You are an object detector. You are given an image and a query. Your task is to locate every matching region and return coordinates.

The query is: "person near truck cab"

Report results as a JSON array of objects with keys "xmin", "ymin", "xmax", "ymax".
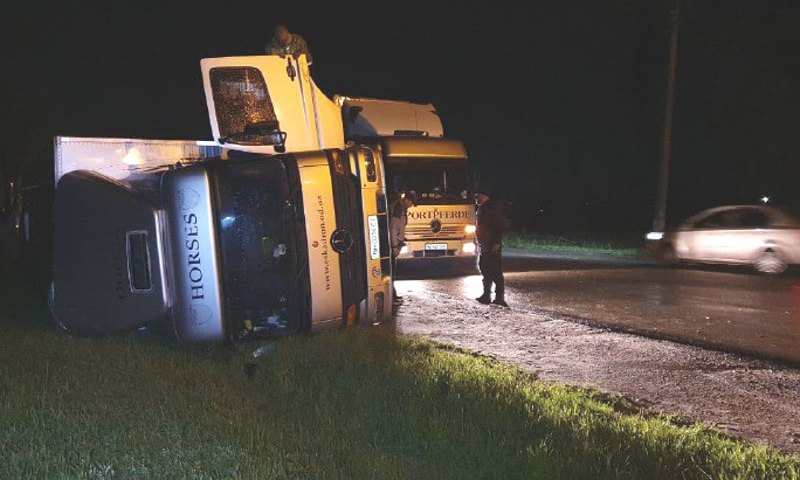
[
  {"xmin": 389, "ymin": 191, "xmax": 416, "ymax": 302},
  {"xmin": 265, "ymin": 24, "xmax": 313, "ymax": 65},
  {"xmin": 475, "ymin": 187, "xmax": 510, "ymax": 308}
]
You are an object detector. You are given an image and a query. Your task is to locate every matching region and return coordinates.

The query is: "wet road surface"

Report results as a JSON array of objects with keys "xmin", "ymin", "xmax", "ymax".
[
  {"xmin": 397, "ymin": 249, "xmax": 800, "ymax": 365},
  {"xmin": 393, "ymin": 249, "xmax": 800, "ymax": 453}
]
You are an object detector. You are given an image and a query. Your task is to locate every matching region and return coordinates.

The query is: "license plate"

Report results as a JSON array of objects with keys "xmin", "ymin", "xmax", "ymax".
[
  {"xmin": 368, "ymin": 215, "xmax": 380, "ymax": 260},
  {"xmin": 425, "ymin": 243, "xmax": 447, "ymax": 251}
]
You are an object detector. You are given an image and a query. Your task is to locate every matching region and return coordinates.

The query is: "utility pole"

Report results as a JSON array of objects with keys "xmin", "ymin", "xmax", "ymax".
[{"xmin": 653, "ymin": 0, "xmax": 681, "ymax": 232}]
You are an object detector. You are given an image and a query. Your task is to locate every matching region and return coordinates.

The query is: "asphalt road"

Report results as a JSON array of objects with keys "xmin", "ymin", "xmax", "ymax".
[{"xmin": 395, "ymin": 248, "xmax": 800, "ymax": 366}]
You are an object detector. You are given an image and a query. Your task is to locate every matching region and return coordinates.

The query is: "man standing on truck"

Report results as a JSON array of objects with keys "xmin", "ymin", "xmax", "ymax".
[
  {"xmin": 475, "ymin": 187, "xmax": 510, "ymax": 308},
  {"xmin": 389, "ymin": 190, "xmax": 416, "ymax": 303},
  {"xmin": 265, "ymin": 24, "xmax": 313, "ymax": 65}
]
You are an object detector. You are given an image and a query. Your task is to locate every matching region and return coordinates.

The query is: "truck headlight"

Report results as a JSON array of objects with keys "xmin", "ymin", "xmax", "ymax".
[
  {"xmin": 464, "ymin": 224, "xmax": 476, "ymax": 234},
  {"xmin": 646, "ymin": 231, "xmax": 664, "ymax": 241},
  {"xmin": 400, "ymin": 245, "xmax": 409, "ymax": 254},
  {"xmin": 462, "ymin": 242, "xmax": 476, "ymax": 253}
]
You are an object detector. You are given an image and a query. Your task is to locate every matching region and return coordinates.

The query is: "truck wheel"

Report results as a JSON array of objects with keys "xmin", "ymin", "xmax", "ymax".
[{"xmin": 754, "ymin": 250, "xmax": 787, "ymax": 275}]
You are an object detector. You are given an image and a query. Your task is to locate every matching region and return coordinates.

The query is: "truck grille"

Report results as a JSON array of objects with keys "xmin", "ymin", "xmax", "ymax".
[
  {"xmin": 406, "ymin": 224, "xmax": 463, "ymax": 238},
  {"xmin": 326, "ymin": 151, "xmax": 367, "ymax": 313}
]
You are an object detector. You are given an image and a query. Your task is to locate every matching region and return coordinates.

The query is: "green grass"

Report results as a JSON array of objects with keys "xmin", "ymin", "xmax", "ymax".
[
  {"xmin": 1, "ymin": 279, "xmax": 798, "ymax": 478},
  {"xmin": 505, "ymin": 231, "xmax": 645, "ymax": 258}
]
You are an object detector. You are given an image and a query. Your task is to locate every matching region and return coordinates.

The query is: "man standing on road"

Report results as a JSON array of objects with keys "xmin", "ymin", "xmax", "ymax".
[
  {"xmin": 389, "ymin": 191, "xmax": 416, "ymax": 304},
  {"xmin": 265, "ymin": 24, "xmax": 313, "ymax": 64},
  {"xmin": 475, "ymin": 188, "xmax": 509, "ymax": 308}
]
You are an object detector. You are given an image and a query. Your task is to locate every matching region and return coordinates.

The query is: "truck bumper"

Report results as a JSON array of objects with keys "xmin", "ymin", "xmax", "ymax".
[{"xmin": 397, "ymin": 238, "xmax": 477, "ymax": 260}]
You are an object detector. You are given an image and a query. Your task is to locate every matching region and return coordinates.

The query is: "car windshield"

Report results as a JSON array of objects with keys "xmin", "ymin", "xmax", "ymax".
[
  {"xmin": 385, "ymin": 157, "xmax": 473, "ymax": 205},
  {"xmin": 211, "ymin": 157, "xmax": 307, "ymax": 339}
]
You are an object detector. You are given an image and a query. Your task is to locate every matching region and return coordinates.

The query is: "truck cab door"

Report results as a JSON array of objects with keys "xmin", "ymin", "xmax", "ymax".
[{"xmin": 200, "ymin": 55, "xmax": 344, "ymax": 155}]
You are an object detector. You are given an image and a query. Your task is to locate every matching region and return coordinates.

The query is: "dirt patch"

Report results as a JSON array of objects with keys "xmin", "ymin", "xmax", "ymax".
[{"xmin": 395, "ymin": 285, "xmax": 800, "ymax": 454}]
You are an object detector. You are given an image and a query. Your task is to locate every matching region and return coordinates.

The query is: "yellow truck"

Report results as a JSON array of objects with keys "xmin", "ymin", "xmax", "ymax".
[{"xmin": 337, "ymin": 97, "xmax": 477, "ymax": 264}]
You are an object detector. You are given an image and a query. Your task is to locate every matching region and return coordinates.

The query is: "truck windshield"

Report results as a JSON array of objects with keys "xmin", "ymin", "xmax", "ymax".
[
  {"xmin": 209, "ymin": 67, "xmax": 283, "ymax": 146},
  {"xmin": 385, "ymin": 157, "xmax": 473, "ymax": 205},
  {"xmin": 211, "ymin": 157, "xmax": 309, "ymax": 339}
]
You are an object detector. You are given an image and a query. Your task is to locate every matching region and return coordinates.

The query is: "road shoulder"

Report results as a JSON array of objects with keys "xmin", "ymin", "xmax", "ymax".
[{"xmin": 395, "ymin": 286, "xmax": 800, "ymax": 454}]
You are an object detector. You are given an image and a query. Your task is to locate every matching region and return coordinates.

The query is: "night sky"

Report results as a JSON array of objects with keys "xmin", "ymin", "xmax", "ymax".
[{"xmin": 2, "ymin": 1, "xmax": 799, "ymax": 232}]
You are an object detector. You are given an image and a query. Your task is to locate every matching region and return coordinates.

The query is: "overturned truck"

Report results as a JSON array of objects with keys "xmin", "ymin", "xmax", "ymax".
[{"xmin": 50, "ymin": 56, "xmax": 393, "ymax": 342}]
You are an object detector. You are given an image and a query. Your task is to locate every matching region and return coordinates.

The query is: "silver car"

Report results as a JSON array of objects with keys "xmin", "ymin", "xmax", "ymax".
[{"xmin": 647, "ymin": 205, "xmax": 800, "ymax": 274}]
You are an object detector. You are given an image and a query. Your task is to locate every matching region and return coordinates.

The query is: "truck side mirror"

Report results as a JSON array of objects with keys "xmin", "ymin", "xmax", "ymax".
[{"xmin": 273, "ymin": 131, "xmax": 287, "ymax": 152}]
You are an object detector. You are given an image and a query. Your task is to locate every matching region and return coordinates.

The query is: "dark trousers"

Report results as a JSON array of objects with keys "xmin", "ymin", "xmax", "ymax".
[
  {"xmin": 478, "ymin": 249, "xmax": 504, "ymax": 298},
  {"xmin": 391, "ymin": 253, "xmax": 399, "ymax": 297}
]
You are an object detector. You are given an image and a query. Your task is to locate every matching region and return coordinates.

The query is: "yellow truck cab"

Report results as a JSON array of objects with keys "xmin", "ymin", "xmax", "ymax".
[{"xmin": 337, "ymin": 97, "xmax": 477, "ymax": 263}]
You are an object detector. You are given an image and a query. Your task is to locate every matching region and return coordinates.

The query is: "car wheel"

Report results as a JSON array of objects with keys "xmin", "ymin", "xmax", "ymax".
[{"xmin": 754, "ymin": 250, "xmax": 787, "ymax": 275}]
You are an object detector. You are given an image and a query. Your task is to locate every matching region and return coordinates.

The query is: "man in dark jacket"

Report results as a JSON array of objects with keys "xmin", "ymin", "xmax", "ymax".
[{"xmin": 475, "ymin": 188, "xmax": 509, "ymax": 307}]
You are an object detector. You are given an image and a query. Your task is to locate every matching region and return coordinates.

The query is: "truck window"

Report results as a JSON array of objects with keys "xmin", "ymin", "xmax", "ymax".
[
  {"xmin": 209, "ymin": 67, "xmax": 282, "ymax": 146},
  {"xmin": 210, "ymin": 157, "xmax": 309, "ymax": 338},
  {"xmin": 385, "ymin": 157, "xmax": 473, "ymax": 205}
]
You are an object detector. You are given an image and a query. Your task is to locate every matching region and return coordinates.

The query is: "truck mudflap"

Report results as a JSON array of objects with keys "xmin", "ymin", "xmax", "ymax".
[{"xmin": 51, "ymin": 171, "xmax": 168, "ymax": 336}]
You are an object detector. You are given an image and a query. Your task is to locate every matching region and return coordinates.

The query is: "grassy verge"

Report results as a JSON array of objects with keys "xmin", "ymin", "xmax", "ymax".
[
  {"xmin": 505, "ymin": 231, "xmax": 645, "ymax": 258},
  {"xmin": 1, "ymin": 280, "xmax": 798, "ymax": 478}
]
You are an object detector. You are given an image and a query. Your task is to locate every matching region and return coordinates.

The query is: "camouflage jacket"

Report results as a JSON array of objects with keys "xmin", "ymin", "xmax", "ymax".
[{"xmin": 264, "ymin": 33, "xmax": 313, "ymax": 64}]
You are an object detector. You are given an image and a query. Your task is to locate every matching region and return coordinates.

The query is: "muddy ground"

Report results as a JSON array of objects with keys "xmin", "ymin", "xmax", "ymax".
[{"xmin": 395, "ymin": 285, "xmax": 800, "ymax": 454}]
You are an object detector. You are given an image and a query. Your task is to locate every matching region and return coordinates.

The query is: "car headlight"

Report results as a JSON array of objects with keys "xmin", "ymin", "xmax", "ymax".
[{"xmin": 646, "ymin": 231, "xmax": 664, "ymax": 241}]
